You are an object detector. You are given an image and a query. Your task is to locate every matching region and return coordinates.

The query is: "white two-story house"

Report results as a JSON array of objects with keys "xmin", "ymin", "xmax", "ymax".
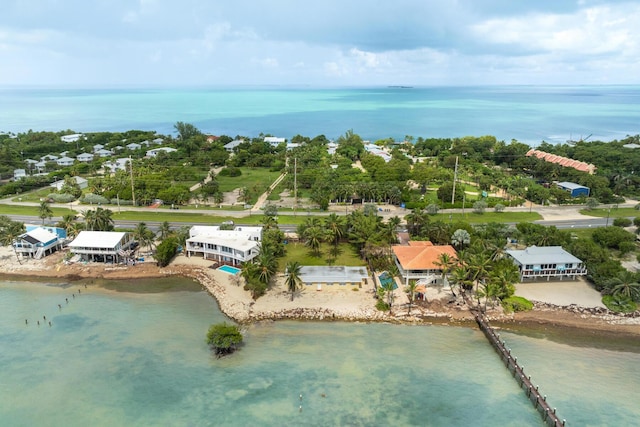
[{"xmin": 186, "ymin": 225, "xmax": 262, "ymax": 266}]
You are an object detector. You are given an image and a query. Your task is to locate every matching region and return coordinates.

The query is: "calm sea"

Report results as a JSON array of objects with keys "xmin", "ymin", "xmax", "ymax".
[
  {"xmin": 1, "ymin": 86, "xmax": 639, "ymax": 144},
  {"xmin": 1, "ymin": 279, "xmax": 639, "ymax": 426}
]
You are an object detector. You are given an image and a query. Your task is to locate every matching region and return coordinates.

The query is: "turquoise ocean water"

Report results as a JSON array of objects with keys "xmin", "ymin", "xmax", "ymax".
[
  {"xmin": 1, "ymin": 86, "xmax": 639, "ymax": 144},
  {"xmin": 1, "ymin": 279, "xmax": 639, "ymax": 426}
]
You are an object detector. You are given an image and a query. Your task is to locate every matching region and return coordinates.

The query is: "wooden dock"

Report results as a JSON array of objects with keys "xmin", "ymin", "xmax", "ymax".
[{"xmin": 465, "ymin": 296, "xmax": 566, "ymax": 426}]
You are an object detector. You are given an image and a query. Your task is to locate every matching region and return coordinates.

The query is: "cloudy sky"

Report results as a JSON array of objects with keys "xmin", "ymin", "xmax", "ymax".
[{"xmin": 1, "ymin": 0, "xmax": 638, "ymax": 87}]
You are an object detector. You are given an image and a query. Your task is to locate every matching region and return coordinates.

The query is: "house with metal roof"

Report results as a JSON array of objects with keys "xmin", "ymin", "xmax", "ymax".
[
  {"xmin": 77, "ymin": 153, "xmax": 94, "ymax": 162},
  {"xmin": 146, "ymin": 147, "xmax": 177, "ymax": 157},
  {"xmin": 50, "ymin": 176, "xmax": 88, "ymax": 191},
  {"xmin": 56, "ymin": 156, "xmax": 75, "ymax": 167},
  {"xmin": 297, "ymin": 266, "xmax": 369, "ymax": 291},
  {"xmin": 61, "ymin": 134, "xmax": 84, "ymax": 143},
  {"xmin": 14, "ymin": 227, "xmax": 63, "ymax": 259},
  {"xmin": 68, "ymin": 231, "xmax": 135, "ymax": 263},
  {"xmin": 185, "ymin": 225, "xmax": 262, "ymax": 266},
  {"xmin": 556, "ymin": 182, "xmax": 590, "ymax": 197},
  {"xmin": 13, "ymin": 169, "xmax": 26, "ymax": 180},
  {"xmin": 392, "ymin": 241, "xmax": 458, "ymax": 286},
  {"xmin": 505, "ymin": 246, "xmax": 587, "ymax": 281},
  {"xmin": 224, "ymin": 139, "xmax": 244, "ymax": 152}
]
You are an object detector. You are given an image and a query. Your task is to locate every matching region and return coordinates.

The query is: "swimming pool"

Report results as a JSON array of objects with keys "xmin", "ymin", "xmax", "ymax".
[{"xmin": 217, "ymin": 265, "xmax": 241, "ymax": 275}]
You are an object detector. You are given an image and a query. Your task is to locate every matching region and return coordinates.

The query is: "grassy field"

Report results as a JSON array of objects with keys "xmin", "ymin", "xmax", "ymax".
[
  {"xmin": 580, "ymin": 207, "xmax": 639, "ymax": 218},
  {"xmin": 0, "ymin": 204, "xmax": 75, "ymax": 217},
  {"xmin": 278, "ymin": 242, "xmax": 365, "ymax": 271},
  {"xmin": 431, "ymin": 211, "xmax": 542, "ymax": 224},
  {"xmin": 216, "ymin": 168, "xmax": 282, "ymax": 193}
]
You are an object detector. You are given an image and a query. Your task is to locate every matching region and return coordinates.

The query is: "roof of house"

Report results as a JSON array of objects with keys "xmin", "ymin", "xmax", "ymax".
[
  {"xmin": 298, "ymin": 266, "xmax": 368, "ymax": 284},
  {"xmin": 557, "ymin": 181, "xmax": 589, "ymax": 190},
  {"xmin": 187, "ymin": 235, "xmax": 259, "ymax": 251},
  {"xmin": 69, "ymin": 231, "xmax": 127, "ymax": 249},
  {"xmin": 505, "ymin": 246, "xmax": 583, "ymax": 265},
  {"xmin": 525, "ymin": 149, "xmax": 596, "ymax": 174},
  {"xmin": 623, "ymin": 143, "xmax": 640, "ymax": 149},
  {"xmin": 21, "ymin": 227, "xmax": 58, "ymax": 245},
  {"xmin": 392, "ymin": 244, "xmax": 457, "ymax": 270}
]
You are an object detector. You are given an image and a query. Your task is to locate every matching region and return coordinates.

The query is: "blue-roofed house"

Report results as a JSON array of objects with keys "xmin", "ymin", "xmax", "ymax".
[
  {"xmin": 14, "ymin": 227, "xmax": 63, "ymax": 259},
  {"xmin": 556, "ymin": 182, "xmax": 590, "ymax": 197}
]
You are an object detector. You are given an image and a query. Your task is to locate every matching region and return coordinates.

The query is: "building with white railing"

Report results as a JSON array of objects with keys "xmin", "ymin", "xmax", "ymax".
[
  {"xmin": 506, "ymin": 246, "xmax": 587, "ymax": 281},
  {"xmin": 392, "ymin": 241, "xmax": 458, "ymax": 286},
  {"xmin": 14, "ymin": 227, "xmax": 63, "ymax": 259},
  {"xmin": 186, "ymin": 225, "xmax": 262, "ymax": 266},
  {"xmin": 68, "ymin": 231, "xmax": 135, "ymax": 263}
]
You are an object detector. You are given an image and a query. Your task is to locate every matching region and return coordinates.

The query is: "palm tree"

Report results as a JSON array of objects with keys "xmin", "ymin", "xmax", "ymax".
[
  {"xmin": 451, "ymin": 229, "xmax": 471, "ymax": 249},
  {"xmin": 38, "ymin": 200, "xmax": 53, "ymax": 225},
  {"xmin": 324, "ymin": 213, "xmax": 344, "ymax": 248},
  {"xmin": 468, "ymin": 253, "xmax": 492, "ymax": 305},
  {"xmin": 405, "ymin": 280, "xmax": 418, "ymax": 314},
  {"xmin": 449, "ymin": 265, "xmax": 473, "ymax": 296},
  {"xmin": 284, "ymin": 261, "xmax": 303, "ymax": 301},
  {"xmin": 434, "ymin": 252, "xmax": 457, "ymax": 295},
  {"xmin": 158, "ymin": 221, "xmax": 172, "ymax": 240},
  {"xmin": 0, "ymin": 216, "xmax": 26, "ymax": 264},
  {"xmin": 255, "ymin": 247, "xmax": 277, "ymax": 285},
  {"xmin": 606, "ymin": 271, "xmax": 640, "ymax": 301},
  {"xmin": 57, "ymin": 213, "xmax": 78, "ymax": 236},
  {"xmin": 134, "ymin": 222, "xmax": 155, "ymax": 251},
  {"xmin": 384, "ymin": 216, "xmax": 401, "ymax": 245},
  {"xmin": 304, "ymin": 226, "xmax": 325, "ymax": 256}
]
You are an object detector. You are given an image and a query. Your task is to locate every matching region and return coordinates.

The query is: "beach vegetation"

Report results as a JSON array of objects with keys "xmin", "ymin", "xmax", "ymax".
[
  {"xmin": 612, "ymin": 217, "xmax": 632, "ymax": 227},
  {"xmin": 592, "ymin": 226, "xmax": 635, "ymax": 251},
  {"xmin": 155, "ymin": 236, "xmax": 179, "ymax": 267},
  {"xmin": 502, "ymin": 296, "xmax": 533, "ymax": 313},
  {"xmin": 602, "ymin": 295, "xmax": 637, "ymax": 313},
  {"xmin": 284, "ymin": 261, "xmax": 303, "ymax": 301},
  {"xmin": 206, "ymin": 322, "xmax": 243, "ymax": 357},
  {"xmin": 0, "ymin": 215, "xmax": 26, "ymax": 264},
  {"xmin": 82, "ymin": 207, "xmax": 114, "ymax": 231}
]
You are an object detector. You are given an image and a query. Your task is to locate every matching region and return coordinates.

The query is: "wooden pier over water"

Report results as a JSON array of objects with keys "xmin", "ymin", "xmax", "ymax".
[{"xmin": 465, "ymin": 297, "xmax": 566, "ymax": 426}]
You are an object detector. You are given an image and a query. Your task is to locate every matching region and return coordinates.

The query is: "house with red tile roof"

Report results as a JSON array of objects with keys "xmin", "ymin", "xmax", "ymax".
[
  {"xmin": 392, "ymin": 241, "xmax": 458, "ymax": 286},
  {"xmin": 525, "ymin": 149, "xmax": 596, "ymax": 174}
]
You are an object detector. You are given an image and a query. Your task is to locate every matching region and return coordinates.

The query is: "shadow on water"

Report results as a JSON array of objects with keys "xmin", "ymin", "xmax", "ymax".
[
  {"xmin": 494, "ymin": 321, "xmax": 640, "ymax": 354},
  {"xmin": 96, "ymin": 277, "xmax": 202, "ymax": 293}
]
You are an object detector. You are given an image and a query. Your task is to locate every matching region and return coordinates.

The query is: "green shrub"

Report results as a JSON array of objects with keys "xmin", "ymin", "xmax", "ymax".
[
  {"xmin": 602, "ymin": 295, "xmax": 637, "ymax": 313},
  {"xmin": 613, "ymin": 217, "xmax": 632, "ymax": 227},
  {"xmin": 501, "ymin": 296, "xmax": 533, "ymax": 313},
  {"xmin": 81, "ymin": 193, "xmax": 110, "ymax": 205},
  {"xmin": 618, "ymin": 241, "xmax": 636, "ymax": 255},
  {"xmin": 47, "ymin": 193, "xmax": 76, "ymax": 203},
  {"xmin": 206, "ymin": 322, "xmax": 243, "ymax": 356},
  {"xmin": 376, "ymin": 299, "xmax": 390, "ymax": 311},
  {"xmin": 155, "ymin": 237, "xmax": 179, "ymax": 267},
  {"xmin": 218, "ymin": 166, "xmax": 242, "ymax": 177}
]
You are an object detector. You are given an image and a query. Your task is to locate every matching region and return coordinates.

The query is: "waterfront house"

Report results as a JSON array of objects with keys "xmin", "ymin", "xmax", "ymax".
[
  {"xmin": 126, "ymin": 142, "xmax": 142, "ymax": 150},
  {"xmin": 93, "ymin": 144, "xmax": 105, "ymax": 152},
  {"xmin": 152, "ymin": 138, "xmax": 164, "ymax": 144},
  {"xmin": 392, "ymin": 241, "xmax": 458, "ymax": 286},
  {"xmin": 185, "ymin": 225, "xmax": 262, "ymax": 266},
  {"xmin": 77, "ymin": 153, "xmax": 94, "ymax": 162},
  {"xmin": 68, "ymin": 231, "xmax": 135, "ymax": 263},
  {"xmin": 146, "ymin": 147, "xmax": 177, "ymax": 157},
  {"xmin": 297, "ymin": 266, "xmax": 369, "ymax": 291},
  {"xmin": 14, "ymin": 227, "xmax": 63, "ymax": 259},
  {"xmin": 505, "ymin": 246, "xmax": 587, "ymax": 281}
]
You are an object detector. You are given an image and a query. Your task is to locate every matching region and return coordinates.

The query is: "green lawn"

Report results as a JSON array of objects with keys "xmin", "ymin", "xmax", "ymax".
[
  {"xmin": 580, "ymin": 207, "xmax": 639, "ymax": 218},
  {"xmin": 10, "ymin": 187, "xmax": 52, "ymax": 203},
  {"xmin": 278, "ymin": 242, "xmax": 365, "ymax": 271},
  {"xmin": 216, "ymin": 168, "xmax": 282, "ymax": 193},
  {"xmin": 0, "ymin": 204, "xmax": 75, "ymax": 217},
  {"xmin": 111, "ymin": 211, "xmax": 311, "ymax": 225},
  {"xmin": 431, "ymin": 211, "xmax": 542, "ymax": 224}
]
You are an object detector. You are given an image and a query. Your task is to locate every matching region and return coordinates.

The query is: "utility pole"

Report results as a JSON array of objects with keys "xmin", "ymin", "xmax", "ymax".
[
  {"xmin": 129, "ymin": 156, "xmax": 136, "ymax": 207},
  {"xmin": 451, "ymin": 155, "xmax": 459, "ymax": 205},
  {"xmin": 294, "ymin": 157, "xmax": 297, "ymax": 216}
]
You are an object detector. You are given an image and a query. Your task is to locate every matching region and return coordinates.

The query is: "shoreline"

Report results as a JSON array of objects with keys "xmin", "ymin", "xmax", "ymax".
[{"xmin": 1, "ymin": 249, "xmax": 639, "ymax": 339}]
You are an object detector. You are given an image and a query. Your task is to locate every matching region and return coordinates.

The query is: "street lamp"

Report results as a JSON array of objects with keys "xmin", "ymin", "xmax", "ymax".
[{"xmin": 606, "ymin": 207, "xmax": 611, "ymax": 227}]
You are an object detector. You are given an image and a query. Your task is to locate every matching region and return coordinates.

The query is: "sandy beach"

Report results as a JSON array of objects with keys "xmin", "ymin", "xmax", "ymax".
[{"xmin": 1, "ymin": 246, "xmax": 639, "ymax": 336}]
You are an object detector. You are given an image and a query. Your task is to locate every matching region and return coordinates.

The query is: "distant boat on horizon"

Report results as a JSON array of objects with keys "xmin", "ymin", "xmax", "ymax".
[{"xmin": 388, "ymin": 85, "xmax": 414, "ymax": 89}]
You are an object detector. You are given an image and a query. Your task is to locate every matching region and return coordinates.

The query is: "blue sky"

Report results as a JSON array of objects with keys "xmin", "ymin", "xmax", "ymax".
[{"xmin": 1, "ymin": 0, "xmax": 638, "ymax": 86}]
